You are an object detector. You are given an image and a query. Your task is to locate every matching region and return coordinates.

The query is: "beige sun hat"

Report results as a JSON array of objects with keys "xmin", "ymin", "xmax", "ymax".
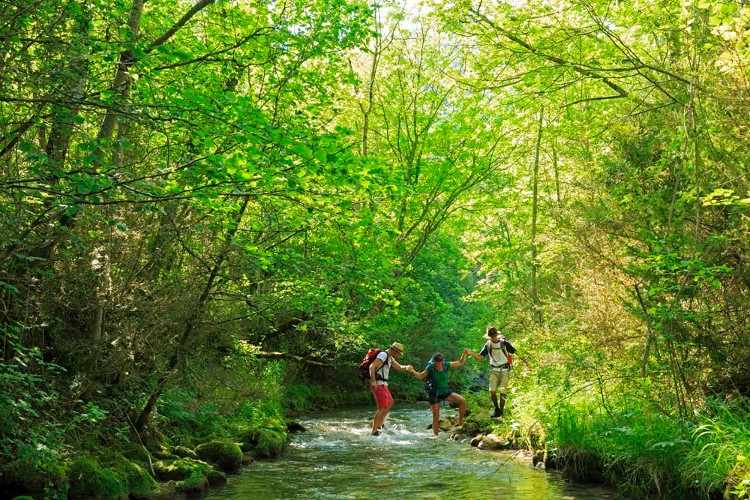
[{"xmin": 390, "ymin": 342, "xmax": 404, "ymax": 353}]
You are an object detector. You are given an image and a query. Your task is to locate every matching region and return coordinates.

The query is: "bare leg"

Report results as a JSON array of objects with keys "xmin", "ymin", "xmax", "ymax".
[
  {"xmin": 446, "ymin": 393, "xmax": 466, "ymax": 426},
  {"xmin": 490, "ymin": 390, "xmax": 499, "ymax": 411},
  {"xmin": 498, "ymin": 393, "xmax": 507, "ymax": 415},
  {"xmin": 372, "ymin": 404, "xmax": 392, "ymax": 434},
  {"xmin": 430, "ymin": 403, "xmax": 440, "ymax": 435}
]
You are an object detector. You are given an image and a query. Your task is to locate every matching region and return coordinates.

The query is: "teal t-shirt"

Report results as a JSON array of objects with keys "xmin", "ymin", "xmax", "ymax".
[{"xmin": 427, "ymin": 361, "xmax": 452, "ymax": 395}]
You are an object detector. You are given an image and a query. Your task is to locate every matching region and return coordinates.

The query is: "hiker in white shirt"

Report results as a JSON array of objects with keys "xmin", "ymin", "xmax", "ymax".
[{"xmin": 469, "ymin": 326, "xmax": 530, "ymax": 417}]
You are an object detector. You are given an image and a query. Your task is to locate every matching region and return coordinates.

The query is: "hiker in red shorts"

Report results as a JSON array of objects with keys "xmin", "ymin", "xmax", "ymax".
[{"xmin": 369, "ymin": 342, "xmax": 412, "ymax": 436}]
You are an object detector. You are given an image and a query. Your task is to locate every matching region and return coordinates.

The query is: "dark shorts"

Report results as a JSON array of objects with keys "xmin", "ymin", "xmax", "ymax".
[{"xmin": 428, "ymin": 391, "xmax": 453, "ymax": 406}]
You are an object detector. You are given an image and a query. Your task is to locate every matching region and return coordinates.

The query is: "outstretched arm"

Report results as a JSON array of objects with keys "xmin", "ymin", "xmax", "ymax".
[
  {"xmin": 450, "ymin": 349, "xmax": 470, "ymax": 368},
  {"xmin": 469, "ymin": 350, "xmax": 484, "ymax": 361},
  {"xmin": 406, "ymin": 366, "xmax": 428, "ymax": 380},
  {"xmin": 391, "ymin": 359, "xmax": 412, "ymax": 373}
]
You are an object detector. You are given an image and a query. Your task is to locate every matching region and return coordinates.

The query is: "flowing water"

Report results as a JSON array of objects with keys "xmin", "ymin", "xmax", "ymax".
[{"xmin": 206, "ymin": 404, "xmax": 615, "ymax": 499}]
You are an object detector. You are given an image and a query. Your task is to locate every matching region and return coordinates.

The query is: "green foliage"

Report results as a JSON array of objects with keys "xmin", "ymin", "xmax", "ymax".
[
  {"xmin": 0, "ymin": 340, "xmax": 66, "ymax": 463},
  {"xmin": 155, "ymin": 389, "xmax": 231, "ymax": 446},
  {"xmin": 539, "ymin": 398, "xmax": 685, "ymax": 495},
  {"xmin": 285, "ymin": 383, "xmax": 344, "ymax": 412}
]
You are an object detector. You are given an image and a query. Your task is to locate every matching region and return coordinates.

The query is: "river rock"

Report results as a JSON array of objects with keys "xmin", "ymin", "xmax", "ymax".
[
  {"xmin": 205, "ymin": 469, "xmax": 228, "ymax": 487},
  {"xmin": 477, "ymin": 433, "xmax": 510, "ymax": 450},
  {"xmin": 425, "ymin": 418, "xmax": 454, "ymax": 431},
  {"xmin": 452, "ymin": 421, "xmax": 481, "ymax": 439},
  {"xmin": 153, "ymin": 458, "xmax": 212, "ymax": 481},
  {"xmin": 286, "ymin": 421, "xmax": 307, "ymax": 433},
  {"xmin": 194, "ymin": 441, "xmax": 243, "ymax": 473},
  {"xmin": 439, "ymin": 419, "xmax": 453, "ymax": 431}
]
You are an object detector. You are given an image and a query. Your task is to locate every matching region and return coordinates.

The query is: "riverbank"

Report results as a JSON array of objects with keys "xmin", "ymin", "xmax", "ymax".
[
  {"xmin": 0, "ymin": 396, "xmax": 291, "ymax": 499},
  {"xmin": 452, "ymin": 390, "xmax": 750, "ymax": 500}
]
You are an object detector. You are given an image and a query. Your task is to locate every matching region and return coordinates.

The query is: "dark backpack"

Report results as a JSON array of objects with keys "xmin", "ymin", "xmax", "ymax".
[
  {"xmin": 424, "ymin": 361, "xmax": 436, "ymax": 394},
  {"xmin": 358, "ymin": 348, "xmax": 388, "ymax": 380}
]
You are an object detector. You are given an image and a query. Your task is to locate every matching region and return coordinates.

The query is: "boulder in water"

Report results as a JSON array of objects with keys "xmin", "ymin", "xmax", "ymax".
[
  {"xmin": 477, "ymin": 433, "xmax": 510, "ymax": 450},
  {"xmin": 286, "ymin": 421, "xmax": 307, "ymax": 433},
  {"xmin": 194, "ymin": 441, "xmax": 243, "ymax": 473}
]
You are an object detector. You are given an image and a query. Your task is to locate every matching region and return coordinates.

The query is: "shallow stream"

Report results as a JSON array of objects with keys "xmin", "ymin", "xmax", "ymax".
[{"xmin": 206, "ymin": 404, "xmax": 615, "ymax": 499}]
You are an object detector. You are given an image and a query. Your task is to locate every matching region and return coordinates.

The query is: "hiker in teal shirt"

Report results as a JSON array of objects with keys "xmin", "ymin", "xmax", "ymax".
[{"xmin": 409, "ymin": 350, "xmax": 470, "ymax": 436}]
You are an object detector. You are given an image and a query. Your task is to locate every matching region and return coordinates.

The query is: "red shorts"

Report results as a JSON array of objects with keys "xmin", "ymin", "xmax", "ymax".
[{"xmin": 373, "ymin": 384, "xmax": 393, "ymax": 409}]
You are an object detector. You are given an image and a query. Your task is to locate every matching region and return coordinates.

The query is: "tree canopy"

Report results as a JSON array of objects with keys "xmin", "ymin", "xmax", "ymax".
[{"xmin": 2, "ymin": 0, "xmax": 750, "ymax": 496}]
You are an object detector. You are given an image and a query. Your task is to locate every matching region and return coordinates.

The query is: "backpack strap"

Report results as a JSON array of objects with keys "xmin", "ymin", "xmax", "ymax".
[
  {"xmin": 375, "ymin": 350, "xmax": 390, "ymax": 381},
  {"xmin": 488, "ymin": 340, "xmax": 509, "ymax": 368}
]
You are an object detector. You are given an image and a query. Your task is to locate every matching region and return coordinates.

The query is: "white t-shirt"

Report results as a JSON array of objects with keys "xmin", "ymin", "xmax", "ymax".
[
  {"xmin": 375, "ymin": 351, "xmax": 392, "ymax": 386},
  {"xmin": 486, "ymin": 341, "xmax": 509, "ymax": 368}
]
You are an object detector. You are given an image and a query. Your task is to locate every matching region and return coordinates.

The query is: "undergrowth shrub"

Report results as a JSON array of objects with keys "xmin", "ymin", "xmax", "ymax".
[
  {"xmin": 0, "ymin": 341, "xmax": 67, "ymax": 463},
  {"xmin": 156, "ymin": 389, "xmax": 230, "ymax": 445}
]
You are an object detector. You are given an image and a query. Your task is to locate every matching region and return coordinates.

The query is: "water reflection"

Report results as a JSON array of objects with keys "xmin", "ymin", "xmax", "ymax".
[{"xmin": 206, "ymin": 404, "xmax": 615, "ymax": 499}]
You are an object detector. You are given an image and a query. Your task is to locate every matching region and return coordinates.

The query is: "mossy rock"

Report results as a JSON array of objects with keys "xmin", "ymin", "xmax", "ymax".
[
  {"xmin": 107, "ymin": 456, "xmax": 158, "ymax": 496},
  {"xmin": 139, "ymin": 428, "xmax": 171, "ymax": 452},
  {"xmin": 170, "ymin": 445, "xmax": 197, "ymax": 460},
  {"xmin": 11, "ymin": 496, "xmax": 35, "ymax": 500},
  {"xmin": 129, "ymin": 484, "xmax": 176, "ymax": 500},
  {"xmin": 452, "ymin": 420, "xmax": 482, "ymax": 438},
  {"xmin": 205, "ymin": 469, "xmax": 228, "ymax": 487},
  {"xmin": 67, "ymin": 457, "xmax": 129, "ymax": 500},
  {"xmin": 173, "ymin": 471, "xmax": 208, "ymax": 497},
  {"xmin": 234, "ymin": 417, "xmax": 287, "ymax": 459},
  {"xmin": 153, "ymin": 458, "xmax": 212, "ymax": 482},
  {"xmin": 235, "ymin": 429, "xmax": 260, "ymax": 452},
  {"xmin": 151, "ymin": 449, "xmax": 179, "ymax": 461},
  {"xmin": 241, "ymin": 452, "xmax": 255, "ymax": 465},
  {"xmin": 0, "ymin": 457, "xmax": 68, "ymax": 498},
  {"xmin": 118, "ymin": 443, "xmax": 152, "ymax": 464},
  {"xmin": 194, "ymin": 441, "xmax": 242, "ymax": 473}
]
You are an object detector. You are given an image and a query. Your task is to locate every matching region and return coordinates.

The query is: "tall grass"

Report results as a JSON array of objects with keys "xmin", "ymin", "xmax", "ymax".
[
  {"xmin": 681, "ymin": 398, "xmax": 750, "ymax": 498},
  {"xmin": 514, "ymin": 376, "xmax": 750, "ymax": 498}
]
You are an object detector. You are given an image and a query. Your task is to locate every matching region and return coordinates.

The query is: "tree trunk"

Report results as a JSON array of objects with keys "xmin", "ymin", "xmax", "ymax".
[
  {"xmin": 530, "ymin": 106, "xmax": 543, "ymax": 324},
  {"xmin": 134, "ymin": 196, "xmax": 251, "ymax": 432}
]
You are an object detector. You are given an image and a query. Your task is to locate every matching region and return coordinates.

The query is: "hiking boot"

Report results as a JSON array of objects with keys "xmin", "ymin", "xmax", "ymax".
[{"xmin": 491, "ymin": 409, "xmax": 503, "ymax": 418}]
